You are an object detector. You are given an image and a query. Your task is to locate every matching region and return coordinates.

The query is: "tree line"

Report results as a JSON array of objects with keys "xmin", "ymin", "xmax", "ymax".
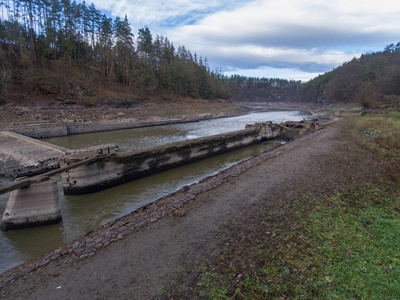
[
  {"xmin": 300, "ymin": 43, "xmax": 400, "ymax": 107},
  {"xmin": 228, "ymin": 75, "xmax": 302, "ymax": 102},
  {"xmin": 4, "ymin": 0, "xmax": 398, "ymax": 107},
  {"xmin": 0, "ymin": 0, "xmax": 231, "ymax": 100}
]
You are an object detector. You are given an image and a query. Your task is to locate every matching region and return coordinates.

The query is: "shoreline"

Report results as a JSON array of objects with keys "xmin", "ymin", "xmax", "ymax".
[
  {"xmin": 0, "ymin": 99, "xmax": 337, "ymax": 138},
  {"xmin": 0, "ymin": 101, "xmax": 325, "ymax": 140},
  {"xmin": 0, "ymin": 103, "xmax": 317, "ymax": 179},
  {"xmin": 0, "ymin": 109, "xmax": 250, "ymax": 139}
]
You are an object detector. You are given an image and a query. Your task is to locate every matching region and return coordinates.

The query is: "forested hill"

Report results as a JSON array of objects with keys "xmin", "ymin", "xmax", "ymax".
[
  {"xmin": 0, "ymin": 0, "xmax": 233, "ymax": 103},
  {"xmin": 0, "ymin": 0, "xmax": 306, "ymax": 105},
  {"xmin": 300, "ymin": 43, "xmax": 400, "ymax": 107},
  {"xmin": 228, "ymin": 76, "xmax": 302, "ymax": 102},
  {"xmin": 2, "ymin": 1, "xmax": 400, "ymax": 107}
]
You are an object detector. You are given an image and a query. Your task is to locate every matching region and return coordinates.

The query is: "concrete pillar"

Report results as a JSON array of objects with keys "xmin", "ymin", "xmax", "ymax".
[{"xmin": 0, "ymin": 179, "xmax": 62, "ymax": 231}]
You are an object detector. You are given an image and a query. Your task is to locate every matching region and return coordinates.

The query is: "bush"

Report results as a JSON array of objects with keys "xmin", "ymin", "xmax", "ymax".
[{"xmin": 0, "ymin": 69, "xmax": 11, "ymax": 91}]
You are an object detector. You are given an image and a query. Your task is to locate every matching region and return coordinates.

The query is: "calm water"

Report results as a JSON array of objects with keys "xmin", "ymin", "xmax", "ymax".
[
  {"xmin": 0, "ymin": 108, "xmax": 312, "ymax": 274},
  {"xmin": 43, "ymin": 108, "xmax": 311, "ymax": 151}
]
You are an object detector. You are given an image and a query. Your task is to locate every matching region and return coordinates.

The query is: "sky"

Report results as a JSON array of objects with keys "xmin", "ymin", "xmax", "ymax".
[{"xmin": 89, "ymin": 0, "xmax": 400, "ymax": 81}]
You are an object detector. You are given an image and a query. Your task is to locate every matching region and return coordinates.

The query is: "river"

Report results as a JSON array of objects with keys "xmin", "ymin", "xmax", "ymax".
[{"xmin": 0, "ymin": 107, "xmax": 312, "ymax": 274}]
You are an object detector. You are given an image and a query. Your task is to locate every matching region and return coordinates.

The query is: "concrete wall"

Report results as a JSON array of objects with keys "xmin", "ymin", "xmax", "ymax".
[
  {"xmin": 0, "ymin": 179, "xmax": 62, "ymax": 231},
  {"xmin": 0, "ymin": 131, "xmax": 68, "ymax": 178},
  {"xmin": 66, "ymin": 122, "xmax": 139, "ymax": 135},
  {"xmin": 62, "ymin": 124, "xmax": 281, "ymax": 194},
  {"xmin": 0, "ymin": 122, "xmax": 68, "ymax": 138},
  {"xmin": 0, "ymin": 120, "xmax": 192, "ymax": 139}
]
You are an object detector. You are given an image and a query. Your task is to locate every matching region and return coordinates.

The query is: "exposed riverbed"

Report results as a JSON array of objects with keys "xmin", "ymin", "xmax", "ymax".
[{"xmin": 0, "ymin": 108, "xmax": 312, "ymax": 274}]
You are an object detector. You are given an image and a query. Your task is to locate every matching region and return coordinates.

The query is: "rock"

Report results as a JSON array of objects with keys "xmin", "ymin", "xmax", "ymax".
[
  {"xmin": 37, "ymin": 259, "xmax": 50, "ymax": 267},
  {"xmin": 79, "ymin": 253, "xmax": 89, "ymax": 260},
  {"xmin": 186, "ymin": 193, "xmax": 196, "ymax": 200},
  {"xmin": 122, "ymin": 230, "xmax": 132, "ymax": 237},
  {"xmin": 49, "ymin": 254, "xmax": 60, "ymax": 261},
  {"xmin": 74, "ymin": 247, "xmax": 85, "ymax": 254},
  {"xmin": 95, "ymin": 237, "xmax": 104, "ymax": 244}
]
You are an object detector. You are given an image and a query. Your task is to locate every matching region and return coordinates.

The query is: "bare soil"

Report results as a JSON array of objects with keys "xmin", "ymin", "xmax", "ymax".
[
  {"xmin": 0, "ymin": 98, "xmax": 248, "ymax": 124},
  {"xmin": 0, "ymin": 117, "xmax": 367, "ymax": 299}
]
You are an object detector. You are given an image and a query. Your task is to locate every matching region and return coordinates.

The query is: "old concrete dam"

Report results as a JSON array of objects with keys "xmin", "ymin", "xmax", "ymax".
[{"xmin": 0, "ymin": 108, "xmax": 314, "ymax": 274}]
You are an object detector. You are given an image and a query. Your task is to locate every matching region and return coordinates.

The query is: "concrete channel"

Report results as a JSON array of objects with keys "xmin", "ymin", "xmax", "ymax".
[{"xmin": 0, "ymin": 120, "xmax": 317, "ymax": 231}]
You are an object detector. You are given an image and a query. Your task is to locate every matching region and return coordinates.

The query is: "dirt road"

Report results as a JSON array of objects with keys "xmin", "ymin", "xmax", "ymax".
[{"xmin": 0, "ymin": 119, "xmax": 355, "ymax": 299}]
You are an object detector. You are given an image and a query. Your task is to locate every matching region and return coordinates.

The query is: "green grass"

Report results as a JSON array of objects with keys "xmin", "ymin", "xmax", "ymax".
[
  {"xmin": 177, "ymin": 113, "xmax": 400, "ymax": 299},
  {"xmin": 309, "ymin": 186, "xmax": 400, "ymax": 298},
  {"xmin": 193, "ymin": 185, "xmax": 400, "ymax": 299}
]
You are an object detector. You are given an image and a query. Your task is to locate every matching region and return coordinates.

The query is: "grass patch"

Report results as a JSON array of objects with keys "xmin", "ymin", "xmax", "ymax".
[
  {"xmin": 309, "ymin": 185, "xmax": 400, "ymax": 298},
  {"xmin": 192, "ymin": 185, "xmax": 400, "ymax": 299},
  {"xmin": 171, "ymin": 113, "xmax": 400, "ymax": 299}
]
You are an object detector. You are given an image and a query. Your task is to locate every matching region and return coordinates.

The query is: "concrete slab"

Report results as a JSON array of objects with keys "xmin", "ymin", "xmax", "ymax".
[
  {"xmin": 0, "ymin": 179, "xmax": 62, "ymax": 231},
  {"xmin": 0, "ymin": 131, "xmax": 68, "ymax": 178}
]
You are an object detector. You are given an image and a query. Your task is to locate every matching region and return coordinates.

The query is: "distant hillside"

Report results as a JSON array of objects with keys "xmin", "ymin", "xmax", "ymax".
[
  {"xmin": 300, "ymin": 43, "xmax": 400, "ymax": 108},
  {"xmin": 228, "ymin": 75, "xmax": 302, "ymax": 102}
]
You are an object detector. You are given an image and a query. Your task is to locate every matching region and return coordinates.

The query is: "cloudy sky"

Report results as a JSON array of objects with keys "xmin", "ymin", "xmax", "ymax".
[{"xmin": 90, "ymin": 0, "xmax": 400, "ymax": 81}]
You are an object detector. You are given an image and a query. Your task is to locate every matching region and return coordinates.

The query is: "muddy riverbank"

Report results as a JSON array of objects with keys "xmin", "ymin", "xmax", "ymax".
[
  {"xmin": 0, "ymin": 99, "xmax": 249, "ymax": 178},
  {"xmin": 0, "ymin": 99, "xmax": 249, "ymax": 125}
]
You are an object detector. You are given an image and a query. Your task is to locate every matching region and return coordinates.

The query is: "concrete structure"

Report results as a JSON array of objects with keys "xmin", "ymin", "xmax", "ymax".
[
  {"xmin": 0, "ymin": 179, "xmax": 62, "ymax": 231},
  {"xmin": 0, "ymin": 131, "xmax": 69, "ymax": 178},
  {"xmin": 62, "ymin": 122, "xmax": 282, "ymax": 195},
  {"xmin": 0, "ymin": 119, "xmax": 193, "ymax": 139},
  {"xmin": 0, "ymin": 122, "xmax": 68, "ymax": 139},
  {"xmin": 1, "ymin": 120, "xmax": 317, "ymax": 230},
  {"xmin": 0, "ymin": 132, "xmax": 118, "ymax": 231}
]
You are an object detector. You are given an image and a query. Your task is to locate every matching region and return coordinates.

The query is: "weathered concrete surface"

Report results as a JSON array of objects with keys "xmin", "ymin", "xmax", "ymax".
[
  {"xmin": 62, "ymin": 123, "xmax": 282, "ymax": 195},
  {"xmin": 0, "ymin": 157, "xmax": 100, "ymax": 196},
  {"xmin": 0, "ymin": 122, "xmax": 68, "ymax": 139},
  {"xmin": 0, "ymin": 131, "xmax": 68, "ymax": 178},
  {"xmin": 0, "ymin": 179, "xmax": 62, "ymax": 231},
  {"xmin": 0, "ymin": 118, "xmax": 219, "ymax": 139}
]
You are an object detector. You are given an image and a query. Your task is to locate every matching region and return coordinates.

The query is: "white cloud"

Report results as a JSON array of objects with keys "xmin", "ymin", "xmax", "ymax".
[
  {"xmin": 91, "ymin": 0, "xmax": 252, "ymax": 27},
  {"xmin": 90, "ymin": 0, "xmax": 400, "ymax": 79},
  {"xmin": 224, "ymin": 67, "xmax": 322, "ymax": 82},
  {"xmin": 214, "ymin": 45, "xmax": 358, "ymax": 68}
]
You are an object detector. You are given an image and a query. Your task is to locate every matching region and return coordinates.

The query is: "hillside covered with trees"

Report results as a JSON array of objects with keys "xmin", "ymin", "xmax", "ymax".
[
  {"xmin": 0, "ymin": 0, "xmax": 232, "ymax": 103},
  {"xmin": 228, "ymin": 75, "xmax": 302, "ymax": 102},
  {"xmin": 1, "ymin": 0, "xmax": 400, "ymax": 108},
  {"xmin": 300, "ymin": 43, "xmax": 400, "ymax": 108}
]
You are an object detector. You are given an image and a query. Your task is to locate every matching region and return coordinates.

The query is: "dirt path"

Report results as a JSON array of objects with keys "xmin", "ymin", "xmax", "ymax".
[{"xmin": 0, "ymin": 119, "xmax": 353, "ymax": 299}]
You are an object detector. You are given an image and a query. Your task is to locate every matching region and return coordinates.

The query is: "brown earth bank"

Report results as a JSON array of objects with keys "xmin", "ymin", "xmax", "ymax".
[
  {"xmin": 0, "ymin": 98, "xmax": 250, "ymax": 124},
  {"xmin": 0, "ymin": 117, "xmax": 377, "ymax": 299},
  {"xmin": 0, "ymin": 96, "xmax": 347, "ymax": 126}
]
